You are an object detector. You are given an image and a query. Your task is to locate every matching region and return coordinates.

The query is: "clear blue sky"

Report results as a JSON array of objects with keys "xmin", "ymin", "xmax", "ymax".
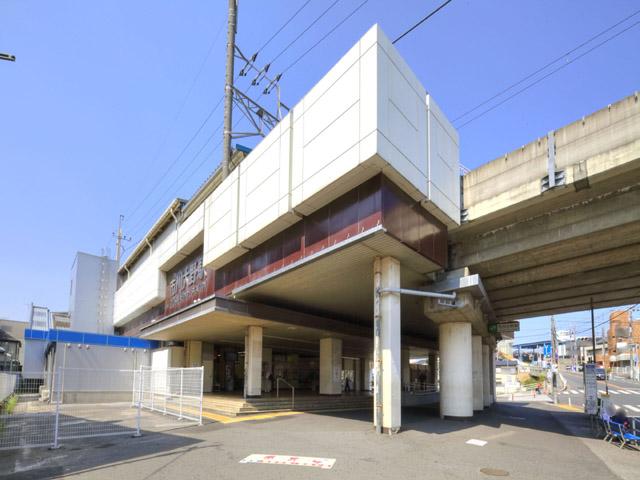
[{"xmin": 1, "ymin": 1, "xmax": 639, "ymax": 340}]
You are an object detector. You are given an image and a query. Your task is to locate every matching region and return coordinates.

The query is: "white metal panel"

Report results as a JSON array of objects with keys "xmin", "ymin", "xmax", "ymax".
[
  {"xmin": 203, "ymin": 168, "xmax": 240, "ymax": 268},
  {"xmin": 178, "ymin": 203, "xmax": 205, "ymax": 252},
  {"xmin": 237, "ymin": 116, "xmax": 291, "ymax": 247},
  {"xmin": 114, "ymin": 250, "xmax": 166, "ymax": 325},
  {"xmin": 427, "ymin": 95, "xmax": 460, "ymax": 224},
  {"xmin": 193, "ymin": 23, "xmax": 461, "ymax": 268}
]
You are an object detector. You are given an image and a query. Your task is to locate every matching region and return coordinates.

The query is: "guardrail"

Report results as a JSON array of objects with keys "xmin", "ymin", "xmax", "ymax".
[{"xmin": 404, "ymin": 382, "xmax": 438, "ymax": 394}]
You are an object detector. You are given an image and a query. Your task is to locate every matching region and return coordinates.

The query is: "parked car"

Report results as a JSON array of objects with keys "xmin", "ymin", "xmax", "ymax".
[{"xmin": 595, "ymin": 367, "xmax": 607, "ymax": 380}]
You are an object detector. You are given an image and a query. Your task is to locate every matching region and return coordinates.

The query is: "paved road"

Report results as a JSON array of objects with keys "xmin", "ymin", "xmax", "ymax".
[
  {"xmin": 2, "ymin": 401, "xmax": 639, "ymax": 480},
  {"xmin": 559, "ymin": 371, "xmax": 640, "ymax": 414}
]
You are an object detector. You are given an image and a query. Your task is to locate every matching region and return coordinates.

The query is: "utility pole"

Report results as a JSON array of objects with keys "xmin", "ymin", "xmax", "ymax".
[
  {"xmin": 602, "ymin": 325, "xmax": 609, "ymax": 394},
  {"xmin": 590, "ymin": 297, "xmax": 596, "ymax": 363},
  {"xmin": 222, "ymin": 0, "xmax": 238, "ymax": 180},
  {"xmin": 114, "ymin": 214, "xmax": 131, "ymax": 266},
  {"xmin": 551, "ymin": 316, "xmax": 558, "ymax": 404}
]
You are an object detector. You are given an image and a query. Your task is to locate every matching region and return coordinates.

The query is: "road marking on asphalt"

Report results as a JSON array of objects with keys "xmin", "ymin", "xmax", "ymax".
[
  {"xmin": 570, "ymin": 390, "xmax": 579, "ymax": 394},
  {"xmin": 617, "ymin": 390, "xmax": 633, "ymax": 394},
  {"xmin": 554, "ymin": 403, "xmax": 582, "ymax": 412},
  {"xmin": 466, "ymin": 439, "xmax": 487, "ymax": 447},
  {"xmin": 201, "ymin": 410, "xmax": 304, "ymax": 424},
  {"xmin": 624, "ymin": 405, "xmax": 640, "ymax": 413},
  {"xmin": 608, "ymin": 390, "xmax": 620, "ymax": 394},
  {"xmin": 598, "ymin": 390, "xmax": 607, "ymax": 394},
  {"xmin": 239, "ymin": 454, "xmax": 336, "ymax": 469}
]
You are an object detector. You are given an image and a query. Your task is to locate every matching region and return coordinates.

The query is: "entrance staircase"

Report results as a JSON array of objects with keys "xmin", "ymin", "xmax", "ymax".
[{"xmin": 202, "ymin": 393, "xmax": 372, "ymax": 417}]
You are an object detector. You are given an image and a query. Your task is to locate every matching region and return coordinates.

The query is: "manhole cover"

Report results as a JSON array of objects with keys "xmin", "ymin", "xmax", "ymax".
[{"xmin": 480, "ymin": 467, "xmax": 509, "ymax": 477}]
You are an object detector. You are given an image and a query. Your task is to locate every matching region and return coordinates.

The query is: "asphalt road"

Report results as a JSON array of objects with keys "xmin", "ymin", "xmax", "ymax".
[
  {"xmin": 2, "ymin": 401, "xmax": 639, "ymax": 480},
  {"xmin": 560, "ymin": 371, "xmax": 640, "ymax": 415}
]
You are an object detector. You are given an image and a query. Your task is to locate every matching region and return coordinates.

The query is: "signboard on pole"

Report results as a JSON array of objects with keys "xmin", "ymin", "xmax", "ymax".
[
  {"xmin": 584, "ymin": 363, "xmax": 598, "ymax": 415},
  {"xmin": 488, "ymin": 322, "xmax": 520, "ymax": 334}
]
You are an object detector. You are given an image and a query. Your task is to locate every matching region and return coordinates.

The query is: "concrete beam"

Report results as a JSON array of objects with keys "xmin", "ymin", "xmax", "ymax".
[
  {"xmin": 484, "ymin": 243, "xmax": 640, "ymax": 291},
  {"xmin": 497, "ymin": 290, "xmax": 640, "ymax": 322},
  {"xmin": 493, "ymin": 274, "xmax": 640, "ymax": 310},
  {"xmin": 452, "ymin": 186, "xmax": 640, "ymax": 272},
  {"xmin": 488, "ymin": 261, "xmax": 640, "ymax": 302},
  {"xmin": 460, "ymin": 93, "xmax": 640, "ymax": 223}
]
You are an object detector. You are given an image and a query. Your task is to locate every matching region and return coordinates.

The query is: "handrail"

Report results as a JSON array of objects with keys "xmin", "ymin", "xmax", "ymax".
[{"xmin": 276, "ymin": 377, "xmax": 295, "ymax": 409}]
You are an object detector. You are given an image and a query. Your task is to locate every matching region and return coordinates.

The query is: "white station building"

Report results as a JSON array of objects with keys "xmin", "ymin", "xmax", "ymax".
[{"xmin": 114, "ymin": 25, "xmax": 497, "ymax": 432}]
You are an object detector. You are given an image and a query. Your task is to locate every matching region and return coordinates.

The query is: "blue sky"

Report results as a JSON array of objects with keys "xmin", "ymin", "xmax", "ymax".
[{"xmin": 1, "ymin": 1, "xmax": 639, "ymax": 340}]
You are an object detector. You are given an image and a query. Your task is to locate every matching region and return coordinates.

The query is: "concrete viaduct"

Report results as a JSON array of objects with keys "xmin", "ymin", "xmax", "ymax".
[{"xmin": 448, "ymin": 92, "xmax": 640, "ymax": 322}]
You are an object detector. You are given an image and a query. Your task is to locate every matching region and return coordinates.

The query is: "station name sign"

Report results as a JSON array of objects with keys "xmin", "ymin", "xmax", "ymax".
[
  {"xmin": 165, "ymin": 250, "xmax": 215, "ymax": 315},
  {"xmin": 488, "ymin": 322, "xmax": 520, "ymax": 334}
]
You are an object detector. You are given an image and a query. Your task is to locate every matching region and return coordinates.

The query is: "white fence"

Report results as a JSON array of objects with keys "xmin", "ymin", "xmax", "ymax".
[
  {"xmin": 134, "ymin": 367, "xmax": 203, "ymax": 423},
  {"xmin": 0, "ymin": 366, "xmax": 203, "ymax": 450},
  {"xmin": 0, "ymin": 373, "xmax": 17, "ymax": 402}
]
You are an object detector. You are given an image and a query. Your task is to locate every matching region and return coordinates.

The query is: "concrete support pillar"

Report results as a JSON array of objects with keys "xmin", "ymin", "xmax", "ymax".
[
  {"xmin": 439, "ymin": 322, "xmax": 473, "ymax": 418},
  {"xmin": 401, "ymin": 347, "xmax": 411, "ymax": 388},
  {"xmin": 355, "ymin": 358, "xmax": 362, "ymax": 391},
  {"xmin": 380, "ymin": 257, "xmax": 401, "ymax": 432},
  {"xmin": 491, "ymin": 349, "xmax": 497, "ymax": 403},
  {"xmin": 185, "ymin": 340, "xmax": 203, "ymax": 367},
  {"xmin": 482, "ymin": 344, "xmax": 491, "ymax": 408},
  {"xmin": 364, "ymin": 354, "xmax": 373, "ymax": 391},
  {"xmin": 320, "ymin": 338, "xmax": 342, "ymax": 394},
  {"xmin": 262, "ymin": 347, "xmax": 273, "ymax": 393},
  {"xmin": 245, "ymin": 326, "xmax": 263, "ymax": 397},
  {"xmin": 472, "ymin": 335, "xmax": 484, "ymax": 411},
  {"xmin": 428, "ymin": 353, "xmax": 438, "ymax": 384}
]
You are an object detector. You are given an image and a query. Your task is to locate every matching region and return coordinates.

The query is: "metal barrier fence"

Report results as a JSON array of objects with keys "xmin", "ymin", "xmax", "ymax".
[
  {"xmin": 133, "ymin": 367, "xmax": 203, "ymax": 423},
  {"xmin": 0, "ymin": 367, "xmax": 203, "ymax": 451}
]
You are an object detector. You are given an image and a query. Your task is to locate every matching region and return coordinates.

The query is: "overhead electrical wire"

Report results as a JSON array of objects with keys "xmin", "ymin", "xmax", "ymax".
[
  {"xmin": 126, "ymin": 0, "xmax": 373, "ymax": 245},
  {"xmin": 282, "ymin": 0, "xmax": 370, "ymax": 74},
  {"xmin": 268, "ymin": 0, "xmax": 343, "ymax": 65},
  {"xmin": 455, "ymin": 18, "xmax": 640, "ymax": 129},
  {"xmin": 453, "ymin": 8, "xmax": 640, "ymax": 123},
  {"xmin": 256, "ymin": 0, "xmax": 315, "ymax": 53},
  {"xmin": 125, "ymin": 95, "xmax": 224, "ymax": 224},
  {"xmin": 392, "ymin": 0, "xmax": 453, "ymax": 44},
  {"xmin": 124, "ymin": 20, "xmax": 226, "ymax": 222}
]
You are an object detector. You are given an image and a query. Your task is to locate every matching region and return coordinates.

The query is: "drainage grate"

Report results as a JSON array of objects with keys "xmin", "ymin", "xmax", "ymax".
[{"xmin": 480, "ymin": 467, "xmax": 509, "ymax": 477}]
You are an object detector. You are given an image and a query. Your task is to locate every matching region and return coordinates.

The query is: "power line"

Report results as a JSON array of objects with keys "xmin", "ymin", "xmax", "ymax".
[
  {"xmin": 575, "ymin": 303, "xmax": 639, "ymax": 336},
  {"xmin": 126, "ymin": 96, "xmax": 224, "ymax": 224},
  {"xmin": 269, "ymin": 0, "xmax": 343, "ymax": 65},
  {"xmin": 256, "ymin": 0, "xmax": 315, "ymax": 53},
  {"xmin": 282, "ymin": 0, "xmax": 370, "ymax": 75},
  {"xmin": 455, "ymin": 18, "xmax": 640, "ymax": 129},
  {"xmin": 124, "ymin": 21, "xmax": 226, "ymax": 221},
  {"xmin": 452, "ymin": 8, "xmax": 640, "ymax": 123},
  {"xmin": 127, "ymin": 127, "xmax": 219, "ymax": 238},
  {"xmin": 392, "ymin": 0, "xmax": 453, "ymax": 44}
]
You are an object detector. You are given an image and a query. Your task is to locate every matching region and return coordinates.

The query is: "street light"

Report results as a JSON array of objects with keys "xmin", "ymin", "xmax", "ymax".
[{"xmin": 0, "ymin": 52, "xmax": 16, "ymax": 62}]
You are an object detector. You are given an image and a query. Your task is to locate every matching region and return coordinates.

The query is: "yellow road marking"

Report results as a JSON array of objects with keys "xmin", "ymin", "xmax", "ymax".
[
  {"xmin": 174, "ymin": 405, "xmax": 304, "ymax": 424},
  {"xmin": 214, "ymin": 411, "xmax": 305, "ymax": 424},
  {"xmin": 553, "ymin": 403, "xmax": 582, "ymax": 412}
]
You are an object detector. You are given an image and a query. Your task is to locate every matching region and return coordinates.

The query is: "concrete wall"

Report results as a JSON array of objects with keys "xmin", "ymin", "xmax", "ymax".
[{"xmin": 462, "ymin": 93, "xmax": 640, "ymax": 221}]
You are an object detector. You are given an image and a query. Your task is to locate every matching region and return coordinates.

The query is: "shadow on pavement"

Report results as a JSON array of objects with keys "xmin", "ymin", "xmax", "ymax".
[
  {"xmin": 0, "ymin": 423, "xmax": 206, "ymax": 480},
  {"xmin": 312, "ymin": 401, "xmax": 600, "ymax": 439}
]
